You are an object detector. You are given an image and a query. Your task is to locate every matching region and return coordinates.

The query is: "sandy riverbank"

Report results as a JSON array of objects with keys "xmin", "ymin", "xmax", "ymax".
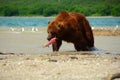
[{"xmin": 93, "ymin": 28, "xmax": 120, "ymax": 36}]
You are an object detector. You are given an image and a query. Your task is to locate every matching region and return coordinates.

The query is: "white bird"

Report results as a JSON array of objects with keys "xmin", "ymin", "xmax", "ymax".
[
  {"xmin": 114, "ymin": 25, "xmax": 118, "ymax": 31},
  {"xmin": 21, "ymin": 27, "xmax": 24, "ymax": 32},
  {"xmin": 112, "ymin": 25, "xmax": 119, "ymax": 33},
  {"xmin": 10, "ymin": 27, "xmax": 15, "ymax": 31},
  {"xmin": 92, "ymin": 27, "xmax": 94, "ymax": 30},
  {"xmin": 32, "ymin": 27, "xmax": 35, "ymax": 32},
  {"xmin": 35, "ymin": 28, "xmax": 38, "ymax": 31}
]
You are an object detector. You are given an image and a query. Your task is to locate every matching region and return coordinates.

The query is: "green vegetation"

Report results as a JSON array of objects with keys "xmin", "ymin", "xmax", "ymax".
[{"xmin": 0, "ymin": 0, "xmax": 120, "ymax": 16}]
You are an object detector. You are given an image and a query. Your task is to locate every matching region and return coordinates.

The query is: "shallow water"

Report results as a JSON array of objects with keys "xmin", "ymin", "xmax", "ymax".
[
  {"xmin": 0, "ymin": 17, "xmax": 120, "ymax": 54},
  {"xmin": 0, "ymin": 31, "xmax": 120, "ymax": 54}
]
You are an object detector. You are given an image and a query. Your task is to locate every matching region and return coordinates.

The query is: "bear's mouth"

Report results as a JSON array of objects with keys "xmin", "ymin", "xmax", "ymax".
[
  {"xmin": 47, "ymin": 32, "xmax": 58, "ymax": 41},
  {"xmin": 47, "ymin": 35, "xmax": 52, "ymax": 41},
  {"xmin": 47, "ymin": 34, "xmax": 57, "ymax": 41}
]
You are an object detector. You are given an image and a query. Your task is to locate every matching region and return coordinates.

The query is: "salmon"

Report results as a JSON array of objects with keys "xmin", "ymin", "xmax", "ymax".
[{"xmin": 43, "ymin": 37, "xmax": 56, "ymax": 47}]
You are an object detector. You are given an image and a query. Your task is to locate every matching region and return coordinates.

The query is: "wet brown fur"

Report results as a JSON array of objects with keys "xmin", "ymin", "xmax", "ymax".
[{"xmin": 47, "ymin": 11, "xmax": 94, "ymax": 51}]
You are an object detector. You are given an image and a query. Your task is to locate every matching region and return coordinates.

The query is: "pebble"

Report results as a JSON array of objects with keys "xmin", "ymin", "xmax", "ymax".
[
  {"xmin": 70, "ymin": 56, "xmax": 78, "ymax": 60},
  {"xmin": 49, "ymin": 59, "xmax": 58, "ymax": 62}
]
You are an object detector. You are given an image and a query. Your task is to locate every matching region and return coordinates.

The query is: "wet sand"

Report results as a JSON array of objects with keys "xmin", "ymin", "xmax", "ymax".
[{"xmin": 0, "ymin": 28, "xmax": 120, "ymax": 80}]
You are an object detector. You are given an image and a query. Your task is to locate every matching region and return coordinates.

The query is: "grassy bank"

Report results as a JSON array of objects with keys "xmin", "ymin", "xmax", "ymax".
[{"xmin": 0, "ymin": 0, "xmax": 120, "ymax": 16}]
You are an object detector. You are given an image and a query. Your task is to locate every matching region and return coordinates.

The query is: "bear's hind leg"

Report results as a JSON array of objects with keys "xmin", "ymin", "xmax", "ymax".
[{"xmin": 74, "ymin": 43, "xmax": 88, "ymax": 51}]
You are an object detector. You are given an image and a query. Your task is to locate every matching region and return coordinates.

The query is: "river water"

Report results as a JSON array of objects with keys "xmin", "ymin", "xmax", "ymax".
[{"xmin": 0, "ymin": 17, "xmax": 120, "ymax": 28}]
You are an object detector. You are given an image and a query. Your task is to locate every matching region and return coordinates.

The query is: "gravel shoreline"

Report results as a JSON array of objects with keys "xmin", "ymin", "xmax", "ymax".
[{"xmin": 0, "ymin": 52, "xmax": 120, "ymax": 80}]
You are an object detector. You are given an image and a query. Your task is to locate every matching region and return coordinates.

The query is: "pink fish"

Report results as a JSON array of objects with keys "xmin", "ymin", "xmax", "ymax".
[{"xmin": 43, "ymin": 37, "xmax": 57, "ymax": 47}]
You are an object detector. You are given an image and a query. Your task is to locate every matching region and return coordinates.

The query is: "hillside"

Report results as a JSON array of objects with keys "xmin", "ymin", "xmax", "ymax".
[{"xmin": 0, "ymin": 0, "xmax": 120, "ymax": 16}]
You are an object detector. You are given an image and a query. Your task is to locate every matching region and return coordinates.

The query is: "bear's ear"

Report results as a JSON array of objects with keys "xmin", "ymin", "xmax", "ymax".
[
  {"xmin": 59, "ymin": 11, "xmax": 69, "ymax": 17},
  {"xmin": 55, "ymin": 11, "xmax": 69, "ymax": 21},
  {"xmin": 60, "ymin": 10, "xmax": 68, "ymax": 15},
  {"xmin": 57, "ymin": 22, "xmax": 64, "ymax": 30},
  {"xmin": 48, "ymin": 21, "xmax": 51, "ymax": 24}
]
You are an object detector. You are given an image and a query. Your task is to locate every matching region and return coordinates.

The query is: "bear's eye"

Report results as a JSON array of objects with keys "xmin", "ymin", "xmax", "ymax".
[
  {"xmin": 51, "ymin": 32, "xmax": 57, "ymax": 36},
  {"xmin": 51, "ymin": 32, "xmax": 55, "ymax": 35}
]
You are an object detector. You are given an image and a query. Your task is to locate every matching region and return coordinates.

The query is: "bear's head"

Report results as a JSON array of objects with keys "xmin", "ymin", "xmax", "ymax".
[
  {"xmin": 47, "ymin": 21, "xmax": 64, "ymax": 41},
  {"xmin": 47, "ymin": 11, "xmax": 70, "ymax": 41}
]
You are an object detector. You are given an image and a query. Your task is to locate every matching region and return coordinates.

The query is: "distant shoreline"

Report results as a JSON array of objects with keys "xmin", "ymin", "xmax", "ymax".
[
  {"xmin": 0, "ymin": 16, "xmax": 55, "ymax": 18},
  {"xmin": 0, "ymin": 16, "xmax": 120, "ymax": 18}
]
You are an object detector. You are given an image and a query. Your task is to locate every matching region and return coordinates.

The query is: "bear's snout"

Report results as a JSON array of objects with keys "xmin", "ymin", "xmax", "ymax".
[{"xmin": 47, "ymin": 34, "xmax": 53, "ymax": 41}]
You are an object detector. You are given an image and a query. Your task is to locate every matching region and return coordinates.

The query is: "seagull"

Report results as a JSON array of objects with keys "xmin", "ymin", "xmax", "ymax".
[
  {"xmin": 32, "ymin": 27, "xmax": 35, "ymax": 32},
  {"xmin": 21, "ymin": 27, "xmax": 24, "ymax": 32},
  {"xmin": 35, "ymin": 28, "xmax": 38, "ymax": 31},
  {"xmin": 112, "ymin": 25, "xmax": 119, "ymax": 33},
  {"xmin": 10, "ymin": 27, "xmax": 15, "ymax": 31},
  {"xmin": 92, "ymin": 27, "xmax": 95, "ymax": 30},
  {"xmin": 114, "ymin": 25, "xmax": 118, "ymax": 31}
]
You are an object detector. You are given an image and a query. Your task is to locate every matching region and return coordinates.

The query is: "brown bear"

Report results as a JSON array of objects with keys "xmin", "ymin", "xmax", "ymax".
[{"xmin": 47, "ymin": 11, "xmax": 94, "ymax": 51}]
